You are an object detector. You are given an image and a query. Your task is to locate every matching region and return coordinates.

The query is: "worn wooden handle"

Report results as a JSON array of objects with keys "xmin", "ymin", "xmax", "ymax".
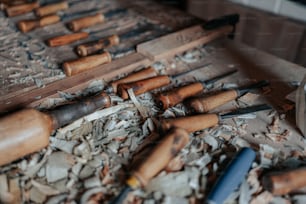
[
  {"xmin": 0, "ymin": 109, "xmax": 53, "ymax": 166},
  {"xmin": 187, "ymin": 89, "xmax": 238, "ymax": 113},
  {"xmin": 111, "ymin": 67, "xmax": 158, "ymax": 93},
  {"xmin": 18, "ymin": 15, "xmax": 60, "ymax": 33},
  {"xmin": 67, "ymin": 13, "xmax": 105, "ymax": 32},
  {"xmin": 127, "ymin": 127, "xmax": 189, "ymax": 188},
  {"xmin": 77, "ymin": 35, "xmax": 120, "ymax": 57},
  {"xmin": 6, "ymin": 2, "xmax": 39, "ymax": 17},
  {"xmin": 47, "ymin": 32, "xmax": 89, "ymax": 47},
  {"xmin": 161, "ymin": 113, "xmax": 219, "ymax": 133},
  {"xmin": 63, "ymin": 52, "xmax": 112, "ymax": 76},
  {"xmin": 156, "ymin": 82, "xmax": 204, "ymax": 110},
  {"xmin": 117, "ymin": 75, "xmax": 171, "ymax": 100},
  {"xmin": 262, "ymin": 168, "xmax": 306, "ymax": 195},
  {"xmin": 49, "ymin": 93, "xmax": 111, "ymax": 129},
  {"xmin": 35, "ymin": 1, "xmax": 68, "ymax": 17}
]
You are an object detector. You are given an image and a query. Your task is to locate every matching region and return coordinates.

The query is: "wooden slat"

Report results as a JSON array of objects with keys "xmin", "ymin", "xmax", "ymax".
[
  {"xmin": 137, "ymin": 24, "xmax": 233, "ymax": 61},
  {"xmin": 0, "ymin": 53, "xmax": 151, "ymax": 114}
]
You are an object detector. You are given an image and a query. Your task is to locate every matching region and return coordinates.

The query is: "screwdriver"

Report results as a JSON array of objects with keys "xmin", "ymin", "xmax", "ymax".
[
  {"xmin": 156, "ymin": 69, "xmax": 237, "ymax": 110},
  {"xmin": 110, "ymin": 127, "xmax": 190, "ymax": 204},
  {"xmin": 0, "ymin": 93, "xmax": 112, "ymax": 166},
  {"xmin": 185, "ymin": 80, "xmax": 270, "ymax": 113},
  {"xmin": 161, "ymin": 104, "xmax": 272, "ymax": 133},
  {"xmin": 76, "ymin": 24, "xmax": 155, "ymax": 57},
  {"xmin": 17, "ymin": 8, "xmax": 126, "ymax": 33}
]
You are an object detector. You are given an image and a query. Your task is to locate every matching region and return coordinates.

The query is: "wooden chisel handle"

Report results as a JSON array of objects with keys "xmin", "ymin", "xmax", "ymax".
[
  {"xmin": 0, "ymin": 109, "xmax": 53, "ymax": 166},
  {"xmin": 35, "ymin": 1, "xmax": 68, "ymax": 17},
  {"xmin": 67, "ymin": 13, "xmax": 105, "ymax": 32},
  {"xmin": 47, "ymin": 32, "xmax": 89, "ymax": 47},
  {"xmin": 117, "ymin": 75, "xmax": 171, "ymax": 100},
  {"xmin": 5, "ymin": 2, "xmax": 39, "ymax": 17},
  {"xmin": 110, "ymin": 67, "xmax": 158, "ymax": 93},
  {"xmin": 77, "ymin": 35, "xmax": 120, "ymax": 57},
  {"xmin": 156, "ymin": 82, "xmax": 204, "ymax": 110},
  {"xmin": 17, "ymin": 15, "xmax": 60, "ymax": 33},
  {"xmin": 262, "ymin": 168, "xmax": 306, "ymax": 195},
  {"xmin": 187, "ymin": 89, "xmax": 238, "ymax": 113},
  {"xmin": 126, "ymin": 127, "xmax": 189, "ymax": 188},
  {"xmin": 63, "ymin": 52, "xmax": 112, "ymax": 76},
  {"xmin": 49, "ymin": 93, "xmax": 111, "ymax": 128},
  {"xmin": 161, "ymin": 114, "xmax": 219, "ymax": 133}
]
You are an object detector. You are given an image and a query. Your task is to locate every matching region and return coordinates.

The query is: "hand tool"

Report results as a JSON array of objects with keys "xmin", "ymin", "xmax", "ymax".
[
  {"xmin": 206, "ymin": 147, "xmax": 256, "ymax": 204},
  {"xmin": 262, "ymin": 167, "xmax": 306, "ymax": 195},
  {"xmin": 109, "ymin": 127, "xmax": 190, "ymax": 204},
  {"xmin": 117, "ymin": 75, "xmax": 171, "ymax": 100},
  {"xmin": 161, "ymin": 104, "xmax": 272, "ymax": 133},
  {"xmin": 105, "ymin": 62, "xmax": 212, "ymax": 94},
  {"xmin": 17, "ymin": 14, "xmax": 61, "ymax": 33},
  {"xmin": 0, "ymin": 93, "xmax": 111, "ymax": 166},
  {"xmin": 34, "ymin": 0, "xmax": 88, "ymax": 17},
  {"xmin": 5, "ymin": 1, "xmax": 39, "ymax": 17},
  {"xmin": 76, "ymin": 25, "xmax": 154, "ymax": 57},
  {"xmin": 67, "ymin": 8, "xmax": 127, "ymax": 32},
  {"xmin": 17, "ymin": 7, "xmax": 123, "ymax": 33},
  {"xmin": 186, "ymin": 80, "xmax": 270, "ymax": 113},
  {"xmin": 155, "ymin": 69, "xmax": 237, "ymax": 110}
]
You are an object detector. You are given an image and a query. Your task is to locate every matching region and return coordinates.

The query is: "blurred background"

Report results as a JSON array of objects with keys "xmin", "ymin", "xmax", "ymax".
[{"xmin": 158, "ymin": 0, "xmax": 306, "ymax": 67}]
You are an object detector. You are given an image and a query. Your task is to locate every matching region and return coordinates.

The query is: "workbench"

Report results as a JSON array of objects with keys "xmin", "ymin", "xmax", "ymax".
[{"xmin": 0, "ymin": 0, "xmax": 306, "ymax": 203}]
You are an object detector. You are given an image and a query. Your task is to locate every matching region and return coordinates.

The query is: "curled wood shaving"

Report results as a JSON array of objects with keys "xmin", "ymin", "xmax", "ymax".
[{"xmin": 127, "ymin": 88, "xmax": 148, "ymax": 119}]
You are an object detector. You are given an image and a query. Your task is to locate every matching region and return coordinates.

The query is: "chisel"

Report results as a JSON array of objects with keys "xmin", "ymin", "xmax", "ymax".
[
  {"xmin": 76, "ymin": 25, "xmax": 154, "ymax": 56},
  {"xmin": 0, "ymin": 93, "xmax": 111, "ymax": 166},
  {"xmin": 110, "ymin": 127, "xmax": 190, "ymax": 204},
  {"xmin": 67, "ymin": 8, "xmax": 127, "ymax": 32},
  {"xmin": 156, "ymin": 69, "xmax": 237, "ymax": 110},
  {"xmin": 5, "ymin": 1, "xmax": 39, "ymax": 17},
  {"xmin": 161, "ymin": 104, "xmax": 272, "ymax": 133},
  {"xmin": 186, "ymin": 80, "xmax": 270, "ymax": 113},
  {"xmin": 262, "ymin": 167, "xmax": 306, "ymax": 195},
  {"xmin": 34, "ymin": 0, "xmax": 89, "ymax": 17},
  {"xmin": 105, "ymin": 62, "xmax": 212, "ymax": 94},
  {"xmin": 206, "ymin": 147, "xmax": 256, "ymax": 204},
  {"xmin": 17, "ymin": 8, "xmax": 125, "ymax": 33}
]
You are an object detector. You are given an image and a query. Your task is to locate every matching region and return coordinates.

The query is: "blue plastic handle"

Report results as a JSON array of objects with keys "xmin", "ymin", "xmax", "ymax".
[{"xmin": 206, "ymin": 147, "xmax": 256, "ymax": 204}]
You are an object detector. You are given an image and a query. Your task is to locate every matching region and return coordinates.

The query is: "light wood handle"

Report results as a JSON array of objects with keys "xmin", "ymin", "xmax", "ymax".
[
  {"xmin": 111, "ymin": 67, "xmax": 158, "ymax": 93},
  {"xmin": 156, "ymin": 82, "xmax": 204, "ymax": 110},
  {"xmin": 161, "ymin": 113, "xmax": 219, "ymax": 133},
  {"xmin": 77, "ymin": 35, "xmax": 120, "ymax": 57},
  {"xmin": 262, "ymin": 168, "xmax": 306, "ymax": 195},
  {"xmin": 35, "ymin": 1, "xmax": 68, "ymax": 17},
  {"xmin": 187, "ymin": 89, "xmax": 238, "ymax": 113},
  {"xmin": 6, "ymin": 2, "xmax": 39, "ymax": 17},
  {"xmin": 127, "ymin": 127, "xmax": 189, "ymax": 188},
  {"xmin": 0, "ymin": 109, "xmax": 53, "ymax": 166},
  {"xmin": 117, "ymin": 75, "xmax": 171, "ymax": 100},
  {"xmin": 18, "ymin": 15, "xmax": 60, "ymax": 33},
  {"xmin": 67, "ymin": 13, "xmax": 105, "ymax": 32},
  {"xmin": 47, "ymin": 32, "xmax": 89, "ymax": 47},
  {"xmin": 63, "ymin": 52, "xmax": 112, "ymax": 76}
]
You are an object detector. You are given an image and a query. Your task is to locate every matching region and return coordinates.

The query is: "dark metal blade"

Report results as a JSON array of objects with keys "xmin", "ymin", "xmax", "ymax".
[
  {"xmin": 119, "ymin": 24, "xmax": 154, "ymax": 40},
  {"xmin": 171, "ymin": 63, "xmax": 212, "ymax": 78},
  {"xmin": 202, "ymin": 14, "xmax": 240, "ymax": 30},
  {"xmin": 62, "ymin": 7, "xmax": 105, "ymax": 21},
  {"xmin": 236, "ymin": 80, "xmax": 270, "ymax": 96},
  {"xmin": 200, "ymin": 69, "xmax": 237, "ymax": 87},
  {"xmin": 220, "ymin": 104, "xmax": 272, "ymax": 119},
  {"xmin": 109, "ymin": 186, "xmax": 132, "ymax": 204},
  {"xmin": 104, "ymin": 8, "xmax": 127, "ymax": 19}
]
